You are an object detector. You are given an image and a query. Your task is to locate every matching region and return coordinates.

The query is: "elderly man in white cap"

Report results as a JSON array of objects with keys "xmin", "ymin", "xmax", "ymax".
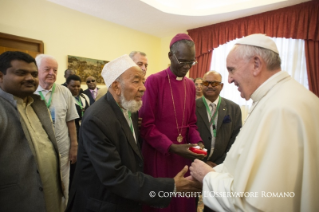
[
  {"xmin": 66, "ymin": 55, "xmax": 201, "ymax": 212},
  {"xmin": 190, "ymin": 34, "xmax": 319, "ymax": 212}
]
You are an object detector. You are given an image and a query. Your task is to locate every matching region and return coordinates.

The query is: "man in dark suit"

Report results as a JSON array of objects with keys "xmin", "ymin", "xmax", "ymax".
[
  {"xmin": 0, "ymin": 51, "xmax": 63, "ymax": 212},
  {"xmin": 67, "ymin": 54, "xmax": 201, "ymax": 212},
  {"xmin": 196, "ymin": 71, "xmax": 242, "ymax": 167},
  {"xmin": 83, "ymin": 75, "xmax": 99, "ymax": 104}
]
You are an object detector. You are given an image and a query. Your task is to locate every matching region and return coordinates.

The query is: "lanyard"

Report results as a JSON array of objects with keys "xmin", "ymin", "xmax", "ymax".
[
  {"xmin": 75, "ymin": 96, "xmax": 84, "ymax": 117},
  {"xmin": 202, "ymin": 96, "xmax": 221, "ymax": 137},
  {"xmin": 118, "ymin": 106, "xmax": 133, "ymax": 134},
  {"xmin": 39, "ymin": 83, "xmax": 56, "ymax": 108}
]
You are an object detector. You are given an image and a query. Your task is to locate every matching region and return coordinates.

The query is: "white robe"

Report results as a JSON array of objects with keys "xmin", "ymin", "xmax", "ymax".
[{"xmin": 203, "ymin": 71, "xmax": 319, "ymax": 212}]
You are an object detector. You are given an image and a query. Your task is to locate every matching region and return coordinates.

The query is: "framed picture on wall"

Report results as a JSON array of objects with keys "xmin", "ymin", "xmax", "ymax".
[{"xmin": 67, "ymin": 55, "xmax": 109, "ymax": 84}]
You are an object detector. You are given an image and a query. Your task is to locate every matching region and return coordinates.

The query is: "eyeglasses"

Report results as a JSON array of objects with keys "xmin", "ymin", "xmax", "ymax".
[
  {"xmin": 173, "ymin": 54, "xmax": 197, "ymax": 67},
  {"xmin": 202, "ymin": 81, "xmax": 222, "ymax": 87},
  {"xmin": 86, "ymin": 80, "xmax": 96, "ymax": 83}
]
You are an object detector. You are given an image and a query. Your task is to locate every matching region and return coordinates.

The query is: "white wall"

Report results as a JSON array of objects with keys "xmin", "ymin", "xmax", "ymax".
[{"xmin": 0, "ymin": 0, "xmax": 162, "ymax": 86}]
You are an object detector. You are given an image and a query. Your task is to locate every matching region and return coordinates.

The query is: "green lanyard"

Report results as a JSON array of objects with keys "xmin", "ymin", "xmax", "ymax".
[
  {"xmin": 75, "ymin": 96, "xmax": 84, "ymax": 117},
  {"xmin": 118, "ymin": 106, "xmax": 134, "ymax": 133},
  {"xmin": 39, "ymin": 83, "xmax": 56, "ymax": 108},
  {"xmin": 202, "ymin": 96, "xmax": 221, "ymax": 137}
]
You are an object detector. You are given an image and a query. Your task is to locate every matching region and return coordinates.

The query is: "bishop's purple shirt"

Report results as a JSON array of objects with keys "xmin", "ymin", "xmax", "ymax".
[{"xmin": 139, "ymin": 67, "xmax": 202, "ymax": 212}]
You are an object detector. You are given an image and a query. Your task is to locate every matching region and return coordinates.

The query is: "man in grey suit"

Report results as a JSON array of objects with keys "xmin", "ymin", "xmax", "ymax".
[
  {"xmin": 0, "ymin": 51, "xmax": 64, "ymax": 212},
  {"xmin": 196, "ymin": 71, "xmax": 242, "ymax": 167}
]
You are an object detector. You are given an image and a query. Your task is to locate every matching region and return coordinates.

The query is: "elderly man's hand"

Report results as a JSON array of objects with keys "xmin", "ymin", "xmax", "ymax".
[
  {"xmin": 190, "ymin": 159, "xmax": 215, "ymax": 183},
  {"xmin": 69, "ymin": 143, "xmax": 78, "ymax": 164},
  {"xmin": 174, "ymin": 166, "xmax": 202, "ymax": 193},
  {"xmin": 169, "ymin": 144, "xmax": 206, "ymax": 160}
]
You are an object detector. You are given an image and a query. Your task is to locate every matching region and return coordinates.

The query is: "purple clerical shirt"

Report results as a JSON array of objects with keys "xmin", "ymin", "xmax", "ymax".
[{"xmin": 139, "ymin": 67, "xmax": 201, "ymax": 212}]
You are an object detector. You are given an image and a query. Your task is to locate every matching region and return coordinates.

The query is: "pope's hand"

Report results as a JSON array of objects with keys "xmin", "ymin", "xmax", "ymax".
[{"xmin": 190, "ymin": 159, "xmax": 215, "ymax": 183}]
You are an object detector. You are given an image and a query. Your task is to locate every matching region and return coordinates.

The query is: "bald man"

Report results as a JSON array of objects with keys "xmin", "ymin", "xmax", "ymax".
[{"xmin": 196, "ymin": 71, "xmax": 242, "ymax": 168}]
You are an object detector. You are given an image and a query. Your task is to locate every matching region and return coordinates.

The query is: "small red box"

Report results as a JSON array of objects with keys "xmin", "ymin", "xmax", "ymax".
[{"xmin": 189, "ymin": 146, "xmax": 207, "ymax": 155}]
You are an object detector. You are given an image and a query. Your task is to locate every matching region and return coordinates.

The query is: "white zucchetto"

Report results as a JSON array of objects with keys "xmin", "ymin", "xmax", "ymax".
[{"xmin": 236, "ymin": 34, "xmax": 279, "ymax": 54}]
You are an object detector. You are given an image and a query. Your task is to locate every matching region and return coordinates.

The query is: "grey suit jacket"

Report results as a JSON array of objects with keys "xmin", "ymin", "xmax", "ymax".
[
  {"xmin": 0, "ymin": 89, "xmax": 63, "ymax": 212},
  {"xmin": 196, "ymin": 97, "xmax": 242, "ymax": 164}
]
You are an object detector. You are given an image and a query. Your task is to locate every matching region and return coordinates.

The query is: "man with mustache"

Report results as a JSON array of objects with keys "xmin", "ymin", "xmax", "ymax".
[
  {"xmin": 190, "ymin": 34, "xmax": 319, "ymax": 211},
  {"xmin": 196, "ymin": 71, "xmax": 242, "ymax": 168},
  {"xmin": 0, "ymin": 51, "xmax": 63, "ymax": 212},
  {"xmin": 66, "ymin": 54, "xmax": 201, "ymax": 212},
  {"xmin": 35, "ymin": 54, "xmax": 79, "ymax": 208},
  {"xmin": 195, "ymin": 71, "xmax": 242, "ymax": 212}
]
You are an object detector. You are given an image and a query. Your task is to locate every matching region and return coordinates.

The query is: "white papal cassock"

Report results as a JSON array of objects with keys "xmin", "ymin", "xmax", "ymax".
[{"xmin": 203, "ymin": 71, "xmax": 319, "ymax": 212}]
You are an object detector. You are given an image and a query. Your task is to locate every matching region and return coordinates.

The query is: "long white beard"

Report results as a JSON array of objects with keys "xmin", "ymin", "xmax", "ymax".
[{"xmin": 119, "ymin": 92, "xmax": 143, "ymax": 113}]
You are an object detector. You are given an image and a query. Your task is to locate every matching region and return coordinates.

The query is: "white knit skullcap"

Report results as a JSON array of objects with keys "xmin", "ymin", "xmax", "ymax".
[
  {"xmin": 101, "ymin": 54, "xmax": 138, "ymax": 87},
  {"xmin": 236, "ymin": 34, "xmax": 279, "ymax": 54}
]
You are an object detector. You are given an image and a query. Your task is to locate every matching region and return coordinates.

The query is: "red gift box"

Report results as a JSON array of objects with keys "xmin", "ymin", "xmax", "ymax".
[{"xmin": 189, "ymin": 146, "xmax": 207, "ymax": 155}]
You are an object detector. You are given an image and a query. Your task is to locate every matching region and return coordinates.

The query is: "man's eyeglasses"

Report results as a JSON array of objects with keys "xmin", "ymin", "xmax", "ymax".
[
  {"xmin": 202, "ymin": 81, "xmax": 222, "ymax": 87},
  {"xmin": 173, "ymin": 54, "xmax": 197, "ymax": 67},
  {"xmin": 86, "ymin": 80, "xmax": 96, "ymax": 83}
]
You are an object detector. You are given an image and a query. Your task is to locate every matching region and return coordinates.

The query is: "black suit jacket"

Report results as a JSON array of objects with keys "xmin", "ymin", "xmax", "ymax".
[
  {"xmin": 83, "ymin": 88, "xmax": 99, "ymax": 105},
  {"xmin": 67, "ymin": 92, "xmax": 173, "ymax": 212},
  {"xmin": 196, "ymin": 97, "xmax": 242, "ymax": 165}
]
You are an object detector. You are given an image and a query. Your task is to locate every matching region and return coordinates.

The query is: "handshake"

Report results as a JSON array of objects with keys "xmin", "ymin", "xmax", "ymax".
[
  {"xmin": 171, "ymin": 142, "xmax": 216, "ymax": 193},
  {"xmin": 174, "ymin": 159, "xmax": 216, "ymax": 193}
]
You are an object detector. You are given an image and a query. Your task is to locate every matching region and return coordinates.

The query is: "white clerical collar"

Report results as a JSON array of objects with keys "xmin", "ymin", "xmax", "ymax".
[
  {"xmin": 168, "ymin": 68, "xmax": 184, "ymax": 81},
  {"xmin": 251, "ymin": 71, "xmax": 290, "ymax": 102}
]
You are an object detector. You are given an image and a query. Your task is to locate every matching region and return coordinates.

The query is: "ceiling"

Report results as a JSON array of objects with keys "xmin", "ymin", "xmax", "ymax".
[{"xmin": 48, "ymin": 0, "xmax": 309, "ymax": 38}]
